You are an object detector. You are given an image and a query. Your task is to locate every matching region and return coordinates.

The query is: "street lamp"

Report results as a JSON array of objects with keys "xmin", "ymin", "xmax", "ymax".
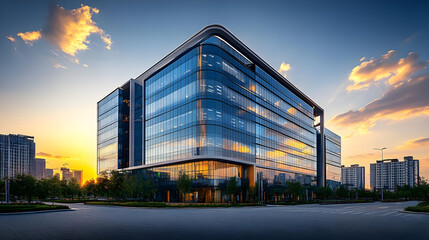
[
  {"xmin": 374, "ymin": 147, "xmax": 387, "ymax": 160},
  {"xmin": 374, "ymin": 147, "xmax": 387, "ymax": 201}
]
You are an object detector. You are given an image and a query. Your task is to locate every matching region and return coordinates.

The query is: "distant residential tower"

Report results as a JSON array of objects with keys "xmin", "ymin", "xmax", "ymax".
[
  {"xmin": 0, "ymin": 134, "xmax": 35, "ymax": 179},
  {"xmin": 370, "ymin": 156, "xmax": 419, "ymax": 191},
  {"xmin": 341, "ymin": 164, "xmax": 365, "ymax": 189}
]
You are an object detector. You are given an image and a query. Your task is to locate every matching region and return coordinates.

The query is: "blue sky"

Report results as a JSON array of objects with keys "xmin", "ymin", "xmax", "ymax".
[{"xmin": 1, "ymin": 0, "xmax": 428, "ymax": 183}]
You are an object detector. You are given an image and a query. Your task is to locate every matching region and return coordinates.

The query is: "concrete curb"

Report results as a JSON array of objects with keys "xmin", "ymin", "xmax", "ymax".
[
  {"xmin": 399, "ymin": 210, "xmax": 429, "ymax": 215},
  {"xmin": 0, "ymin": 208, "xmax": 74, "ymax": 216}
]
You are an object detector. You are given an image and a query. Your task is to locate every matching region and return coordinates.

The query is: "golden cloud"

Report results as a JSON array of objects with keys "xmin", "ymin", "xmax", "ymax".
[
  {"xmin": 36, "ymin": 152, "xmax": 77, "ymax": 161},
  {"xmin": 278, "ymin": 62, "xmax": 291, "ymax": 78},
  {"xmin": 16, "ymin": 31, "xmax": 41, "ymax": 45},
  {"xmin": 43, "ymin": 4, "xmax": 112, "ymax": 56},
  {"xmin": 347, "ymin": 50, "xmax": 428, "ymax": 91},
  {"xmin": 331, "ymin": 74, "xmax": 429, "ymax": 136},
  {"xmin": 397, "ymin": 137, "xmax": 429, "ymax": 150},
  {"xmin": 7, "ymin": 36, "xmax": 16, "ymax": 42},
  {"xmin": 12, "ymin": 4, "xmax": 111, "ymax": 57}
]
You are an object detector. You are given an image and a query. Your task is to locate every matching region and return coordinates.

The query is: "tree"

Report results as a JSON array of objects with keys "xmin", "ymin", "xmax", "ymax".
[
  {"xmin": 109, "ymin": 171, "xmax": 127, "ymax": 200},
  {"xmin": 137, "ymin": 178, "xmax": 156, "ymax": 201},
  {"xmin": 68, "ymin": 178, "xmax": 81, "ymax": 199},
  {"xmin": 0, "ymin": 178, "xmax": 5, "ymax": 201},
  {"xmin": 270, "ymin": 184, "xmax": 285, "ymax": 203},
  {"xmin": 226, "ymin": 177, "xmax": 239, "ymax": 203},
  {"xmin": 315, "ymin": 186, "xmax": 333, "ymax": 200},
  {"xmin": 96, "ymin": 172, "xmax": 110, "ymax": 198},
  {"xmin": 285, "ymin": 181, "xmax": 303, "ymax": 201},
  {"xmin": 37, "ymin": 179, "xmax": 51, "ymax": 200},
  {"xmin": 83, "ymin": 179, "xmax": 97, "ymax": 197},
  {"xmin": 335, "ymin": 185, "xmax": 349, "ymax": 199},
  {"xmin": 60, "ymin": 179, "xmax": 72, "ymax": 198},
  {"xmin": 10, "ymin": 174, "xmax": 37, "ymax": 203},
  {"xmin": 47, "ymin": 175, "xmax": 61, "ymax": 199},
  {"xmin": 177, "ymin": 171, "xmax": 192, "ymax": 202},
  {"xmin": 124, "ymin": 174, "xmax": 138, "ymax": 199}
]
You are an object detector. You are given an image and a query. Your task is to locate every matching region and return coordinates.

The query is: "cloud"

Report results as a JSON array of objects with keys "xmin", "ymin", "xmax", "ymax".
[
  {"xmin": 100, "ymin": 34, "xmax": 112, "ymax": 50},
  {"xmin": 360, "ymin": 57, "xmax": 366, "ymax": 62},
  {"xmin": 37, "ymin": 152, "xmax": 73, "ymax": 160},
  {"xmin": 12, "ymin": 4, "xmax": 111, "ymax": 57},
  {"xmin": 16, "ymin": 31, "xmax": 41, "ymax": 45},
  {"xmin": 50, "ymin": 49, "xmax": 59, "ymax": 56},
  {"xmin": 43, "ymin": 4, "xmax": 111, "ymax": 56},
  {"xmin": 331, "ymin": 74, "xmax": 429, "ymax": 135},
  {"xmin": 278, "ymin": 62, "xmax": 291, "ymax": 78},
  {"xmin": 397, "ymin": 137, "xmax": 429, "ymax": 150},
  {"xmin": 344, "ymin": 152, "xmax": 378, "ymax": 161},
  {"xmin": 7, "ymin": 36, "xmax": 16, "ymax": 42},
  {"xmin": 54, "ymin": 63, "xmax": 66, "ymax": 69},
  {"xmin": 347, "ymin": 50, "xmax": 428, "ymax": 91},
  {"xmin": 403, "ymin": 32, "xmax": 421, "ymax": 44}
]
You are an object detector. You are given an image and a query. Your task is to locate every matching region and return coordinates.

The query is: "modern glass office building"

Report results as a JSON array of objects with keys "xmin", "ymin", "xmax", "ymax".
[
  {"xmin": 97, "ymin": 25, "xmax": 340, "ymax": 202},
  {"xmin": 325, "ymin": 128, "xmax": 341, "ymax": 189}
]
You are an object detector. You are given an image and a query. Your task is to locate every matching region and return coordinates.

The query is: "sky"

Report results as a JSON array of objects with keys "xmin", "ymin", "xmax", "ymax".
[{"xmin": 1, "ymin": 0, "xmax": 428, "ymax": 186}]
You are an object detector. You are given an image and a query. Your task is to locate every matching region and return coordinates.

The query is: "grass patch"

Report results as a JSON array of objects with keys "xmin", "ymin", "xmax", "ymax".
[
  {"xmin": 405, "ymin": 201, "xmax": 429, "ymax": 212},
  {"xmin": 0, "ymin": 204, "xmax": 69, "ymax": 213},
  {"xmin": 85, "ymin": 201, "xmax": 261, "ymax": 208}
]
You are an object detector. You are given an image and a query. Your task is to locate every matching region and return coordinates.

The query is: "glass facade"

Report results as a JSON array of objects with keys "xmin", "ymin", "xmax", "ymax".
[
  {"xmin": 97, "ymin": 26, "xmax": 341, "ymax": 202},
  {"xmin": 325, "ymin": 128, "xmax": 341, "ymax": 188},
  {"xmin": 144, "ymin": 37, "xmax": 316, "ymax": 180},
  {"xmin": 97, "ymin": 87, "xmax": 130, "ymax": 173}
]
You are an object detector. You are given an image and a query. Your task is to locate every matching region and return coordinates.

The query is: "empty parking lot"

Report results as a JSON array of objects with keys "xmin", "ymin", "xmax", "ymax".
[{"xmin": 1, "ymin": 201, "xmax": 428, "ymax": 240}]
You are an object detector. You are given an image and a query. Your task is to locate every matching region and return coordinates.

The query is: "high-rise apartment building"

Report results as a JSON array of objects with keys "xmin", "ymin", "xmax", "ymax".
[
  {"xmin": 97, "ymin": 25, "xmax": 340, "ymax": 202},
  {"xmin": 370, "ymin": 156, "xmax": 419, "ymax": 191},
  {"xmin": 45, "ymin": 168, "xmax": 54, "ymax": 179},
  {"xmin": 341, "ymin": 164, "xmax": 365, "ymax": 189},
  {"xmin": 0, "ymin": 134, "xmax": 35, "ymax": 179},
  {"xmin": 73, "ymin": 170, "xmax": 83, "ymax": 185},
  {"xmin": 33, "ymin": 158, "xmax": 46, "ymax": 179},
  {"xmin": 61, "ymin": 167, "xmax": 73, "ymax": 181}
]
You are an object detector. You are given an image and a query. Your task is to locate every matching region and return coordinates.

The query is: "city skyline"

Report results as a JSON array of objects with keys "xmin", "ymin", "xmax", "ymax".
[{"xmin": 1, "ymin": 0, "xmax": 428, "ymax": 186}]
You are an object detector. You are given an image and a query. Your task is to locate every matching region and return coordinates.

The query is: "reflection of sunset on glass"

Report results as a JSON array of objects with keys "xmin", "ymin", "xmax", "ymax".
[{"xmin": 1, "ymin": 0, "xmax": 428, "ymax": 188}]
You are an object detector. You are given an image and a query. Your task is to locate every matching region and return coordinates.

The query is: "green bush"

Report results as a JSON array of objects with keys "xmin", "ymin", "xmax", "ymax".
[
  {"xmin": 0, "ymin": 204, "xmax": 69, "ymax": 213},
  {"xmin": 84, "ymin": 201, "xmax": 261, "ymax": 208},
  {"xmin": 405, "ymin": 201, "xmax": 429, "ymax": 212},
  {"xmin": 85, "ymin": 201, "xmax": 167, "ymax": 208},
  {"xmin": 51, "ymin": 199, "xmax": 89, "ymax": 203},
  {"xmin": 168, "ymin": 203, "xmax": 261, "ymax": 208}
]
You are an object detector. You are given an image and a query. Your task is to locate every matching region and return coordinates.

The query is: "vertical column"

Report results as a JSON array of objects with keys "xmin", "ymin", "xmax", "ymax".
[
  {"xmin": 142, "ymin": 80, "xmax": 145, "ymax": 165},
  {"xmin": 317, "ymin": 112, "xmax": 326, "ymax": 188},
  {"xmin": 129, "ymin": 79, "xmax": 135, "ymax": 167}
]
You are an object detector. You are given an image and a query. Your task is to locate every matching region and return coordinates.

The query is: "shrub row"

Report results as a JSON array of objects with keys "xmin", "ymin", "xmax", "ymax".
[
  {"xmin": 0, "ymin": 204, "xmax": 69, "ymax": 213},
  {"xmin": 84, "ymin": 201, "xmax": 262, "ymax": 208}
]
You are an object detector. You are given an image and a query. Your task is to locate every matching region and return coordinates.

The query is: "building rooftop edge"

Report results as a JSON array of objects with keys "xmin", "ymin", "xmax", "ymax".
[{"xmin": 134, "ymin": 24, "xmax": 324, "ymax": 114}]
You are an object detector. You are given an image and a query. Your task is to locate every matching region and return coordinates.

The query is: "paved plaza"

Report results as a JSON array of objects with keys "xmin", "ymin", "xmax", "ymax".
[{"xmin": 1, "ymin": 201, "xmax": 428, "ymax": 240}]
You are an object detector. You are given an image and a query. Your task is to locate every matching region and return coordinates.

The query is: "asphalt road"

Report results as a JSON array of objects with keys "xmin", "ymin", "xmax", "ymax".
[{"xmin": 1, "ymin": 201, "xmax": 428, "ymax": 240}]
